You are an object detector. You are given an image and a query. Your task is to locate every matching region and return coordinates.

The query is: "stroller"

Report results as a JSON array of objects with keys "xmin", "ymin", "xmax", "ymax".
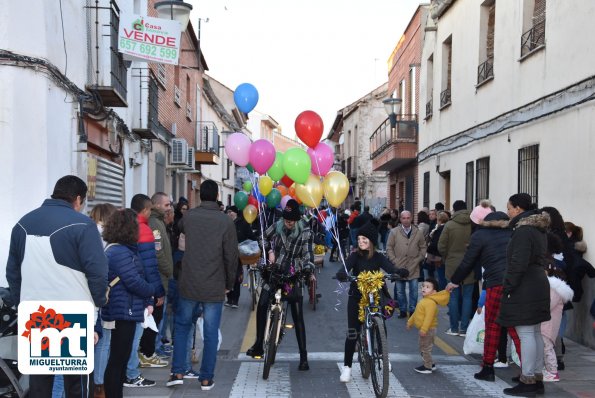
[{"xmin": 0, "ymin": 288, "xmax": 27, "ymax": 397}]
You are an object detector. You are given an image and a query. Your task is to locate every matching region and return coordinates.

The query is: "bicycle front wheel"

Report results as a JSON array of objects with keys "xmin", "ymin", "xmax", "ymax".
[
  {"xmin": 369, "ymin": 316, "xmax": 389, "ymax": 398},
  {"xmin": 263, "ymin": 307, "xmax": 281, "ymax": 380},
  {"xmin": 357, "ymin": 332, "xmax": 371, "ymax": 379}
]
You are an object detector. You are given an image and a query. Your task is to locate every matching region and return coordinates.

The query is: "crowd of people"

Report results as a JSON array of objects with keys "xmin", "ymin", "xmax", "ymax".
[{"xmin": 5, "ymin": 175, "xmax": 595, "ymax": 397}]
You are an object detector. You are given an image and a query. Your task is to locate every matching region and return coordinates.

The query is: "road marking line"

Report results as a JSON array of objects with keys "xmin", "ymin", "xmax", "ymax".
[
  {"xmin": 240, "ymin": 306, "xmax": 257, "ymax": 353},
  {"xmin": 337, "ymin": 362, "xmax": 411, "ymax": 397},
  {"xmin": 229, "ymin": 361, "xmax": 291, "ymax": 398},
  {"xmin": 238, "ymin": 351, "xmax": 466, "ymax": 362},
  {"xmin": 434, "ymin": 335, "xmax": 460, "ymax": 356},
  {"xmin": 440, "ymin": 364, "xmax": 511, "ymax": 397}
]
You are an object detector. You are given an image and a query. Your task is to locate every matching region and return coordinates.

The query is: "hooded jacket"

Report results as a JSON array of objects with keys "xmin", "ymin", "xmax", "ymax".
[
  {"xmin": 450, "ymin": 212, "xmax": 511, "ymax": 288},
  {"xmin": 437, "ymin": 209, "xmax": 473, "ymax": 284},
  {"xmin": 407, "ymin": 290, "xmax": 450, "ymax": 333},
  {"xmin": 149, "ymin": 208, "xmax": 173, "ymax": 293},
  {"xmin": 137, "ymin": 214, "xmax": 165, "ymax": 298},
  {"xmin": 497, "ymin": 211, "xmax": 551, "ymax": 327},
  {"xmin": 541, "ymin": 276, "xmax": 573, "ymax": 341}
]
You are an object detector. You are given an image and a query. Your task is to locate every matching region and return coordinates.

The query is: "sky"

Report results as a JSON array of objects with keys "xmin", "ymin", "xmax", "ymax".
[{"xmin": 189, "ymin": 0, "xmax": 423, "ymax": 140}]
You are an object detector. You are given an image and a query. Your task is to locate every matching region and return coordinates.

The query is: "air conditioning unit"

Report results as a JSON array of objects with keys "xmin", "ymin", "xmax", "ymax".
[
  {"xmin": 171, "ymin": 138, "xmax": 188, "ymax": 164},
  {"xmin": 186, "ymin": 147, "xmax": 195, "ymax": 169},
  {"xmin": 174, "ymin": 86, "xmax": 181, "ymax": 106}
]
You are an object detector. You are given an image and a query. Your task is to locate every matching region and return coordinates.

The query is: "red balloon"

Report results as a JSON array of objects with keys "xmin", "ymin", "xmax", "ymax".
[
  {"xmin": 248, "ymin": 195, "xmax": 259, "ymax": 209},
  {"xmin": 281, "ymin": 175, "xmax": 294, "ymax": 188},
  {"xmin": 295, "ymin": 110, "xmax": 324, "ymax": 148}
]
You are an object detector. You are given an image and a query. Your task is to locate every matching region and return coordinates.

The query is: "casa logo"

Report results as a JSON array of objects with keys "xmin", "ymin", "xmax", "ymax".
[
  {"xmin": 132, "ymin": 18, "xmax": 144, "ymax": 31},
  {"xmin": 18, "ymin": 301, "xmax": 95, "ymax": 374}
]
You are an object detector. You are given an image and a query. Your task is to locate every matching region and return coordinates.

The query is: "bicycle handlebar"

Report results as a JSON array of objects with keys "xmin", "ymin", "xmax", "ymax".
[{"xmin": 332, "ymin": 273, "xmax": 404, "ymax": 283}]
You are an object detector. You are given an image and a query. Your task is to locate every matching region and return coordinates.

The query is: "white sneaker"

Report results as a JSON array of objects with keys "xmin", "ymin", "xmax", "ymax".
[
  {"xmin": 340, "ymin": 366, "xmax": 352, "ymax": 382},
  {"xmin": 493, "ymin": 359, "xmax": 509, "ymax": 368},
  {"xmin": 445, "ymin": 328, "xmax": 459, "ymax": 336},
  {"xmin": 543, "ymin": 369, "xmax": 560, "ymax": 382}
]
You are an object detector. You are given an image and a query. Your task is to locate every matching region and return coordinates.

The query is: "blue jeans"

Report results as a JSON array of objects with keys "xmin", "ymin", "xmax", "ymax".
[
  {"xmin": 94, "ymin": 328, "xmax": 111, "ymax": 385},
  {"xmin": 394, "ymin": 279, "xmax": 419, "ymax": 314},
  {"xmin": 52, "ymin": 375, "xmax": 64, "ymax": 398},
  {"xmin": 185, "ymin": 323, "xmax": 197, "ymax": 371},
  {"xmin": 172, "ymin": 297, "xmax": 222, "ymax": 381},
  {"xmin": 156, "ymin": 296, "xmax": 169, "ymax": 352},
  {"xmin": 436, "ymin": 266, "xmax": 447, "ymax": 291},
  {"xmin": 126, "ymin": 322, "xmax": 143, "ymax": 380},
  {"xmin": 448, "ymin": 283, "xmax": 474, "ymax": 333}
]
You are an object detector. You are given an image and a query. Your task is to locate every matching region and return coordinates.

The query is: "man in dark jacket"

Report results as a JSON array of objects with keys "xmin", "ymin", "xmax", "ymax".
[
  {"xmin": 167, "ymin": 180, "xmax": 238, "ymax": 390},
  {"xmin": 447, "ymin": 212, "xmax": 522, "ymax": 381},
  {"xmin": 6, "ymin": 175, "xmax": 107, "ymax": 397}
]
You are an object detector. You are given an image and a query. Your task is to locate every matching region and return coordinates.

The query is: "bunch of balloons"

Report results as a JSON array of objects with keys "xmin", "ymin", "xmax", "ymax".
[{"xmin": 226, "ymin": 84, "xmax": 350, "ymax": 223}]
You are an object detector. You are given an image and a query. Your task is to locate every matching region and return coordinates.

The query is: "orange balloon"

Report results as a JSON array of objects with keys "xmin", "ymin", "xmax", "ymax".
[
  {"xmin": 277, "ymin": 185, "xmax": 288, "ymax": 197},
  {"xmin": 288, "ymin": 185, "xmax": 296, "ymax": 198}
]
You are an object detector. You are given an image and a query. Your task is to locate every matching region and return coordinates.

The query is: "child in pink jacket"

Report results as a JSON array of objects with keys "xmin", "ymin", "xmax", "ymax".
[{"xmin": 541, "ymin": 267, "xmax": 573, "ymax": 382}]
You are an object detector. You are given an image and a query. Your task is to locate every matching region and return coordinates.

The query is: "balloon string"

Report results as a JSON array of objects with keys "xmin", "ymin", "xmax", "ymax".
[
  {"xmin": 250, "ymin": 173, "xmax": 268, "ymax": 265},
  {"xmin": 307, "ymin": 196, "xmax": 348, "ymax": 275}
]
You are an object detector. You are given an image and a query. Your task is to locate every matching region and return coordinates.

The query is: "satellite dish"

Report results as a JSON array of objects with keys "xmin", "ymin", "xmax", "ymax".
[{"xmin": 338, "ymin": 133, "xmax": 344, "ymax": 145}]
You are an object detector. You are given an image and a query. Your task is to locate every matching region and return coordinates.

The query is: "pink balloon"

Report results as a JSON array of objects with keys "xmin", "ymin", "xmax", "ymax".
[
  {"xmin": 248, "ymin": 139, "xmax": 276, "ymax": 175},
  {"xmin": 281, "ymin": 195, "xmax": 293, "ymax": 210},
  {"xmin": 307, "ymin": 142, "xmax": 334, "ymax": 176},
  {"xmin": 225, "ymin": 133, "xmax": 252, "ymax": 166}
]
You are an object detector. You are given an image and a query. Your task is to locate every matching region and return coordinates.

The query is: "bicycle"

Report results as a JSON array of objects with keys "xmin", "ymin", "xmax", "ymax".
[
  {"xmin": 240, "ymin": 253, "xmax": 262, "ymax": 312},
  {"xmin": 261, "ymin": 267, "xmax": 307, "ymax": 380},
  {"xmin": 335, "ymin": 272, "xmax": 398, "ymax": 398}
]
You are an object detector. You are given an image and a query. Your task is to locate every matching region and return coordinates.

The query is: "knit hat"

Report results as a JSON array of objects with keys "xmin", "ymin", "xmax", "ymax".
[
  {"xmin": 225, "ymin": 205, "xmax": 238, "ymax": 214},
  {"xmin": 357, "ymin": 221, "xmax": 379, "ymax": 247},
  {"xmin": 470, "ymin": 199, "xmax": 493, "ymax": 224},
  {"xmin": 282, "ymin": 199, "xmax": 301, "ymax": 221}
]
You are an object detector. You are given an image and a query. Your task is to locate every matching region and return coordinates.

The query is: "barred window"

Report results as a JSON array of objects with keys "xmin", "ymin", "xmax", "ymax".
[
  {"xmin": 475, "ymin": 157, "xmax": 490, "ymax": 204},
  {"xmin": 518, "ymin": 145, "xmax": 539, "ymax": 205},
  {"xmin": 423, "ymin": 172, "xmax": 430, "ymax": 209},
  {"xmin": 465, "ymin": 161, "xmax": 474, "ymax": 208}
]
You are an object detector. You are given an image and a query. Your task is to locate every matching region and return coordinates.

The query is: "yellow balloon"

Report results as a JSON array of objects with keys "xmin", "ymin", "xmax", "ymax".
[
  {"xmin": 243, "ymin": 204, "xmax": 258, "ymax": 224},
  {"xmin": 295, "ymin": 174, "xmax": 323, "ymax": 208},
  {"xmin": 323, "ymin": 171, "xmax": 349, "ymax": 207},
  {"xmin": 258, "ymin": 175, "xmax": 273, "ymax": 197}
]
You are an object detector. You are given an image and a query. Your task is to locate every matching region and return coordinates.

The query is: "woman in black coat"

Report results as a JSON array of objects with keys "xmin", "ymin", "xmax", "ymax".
[{"xmin": 498, "ymin": 194, "xmax": 551, "ymax": 396}]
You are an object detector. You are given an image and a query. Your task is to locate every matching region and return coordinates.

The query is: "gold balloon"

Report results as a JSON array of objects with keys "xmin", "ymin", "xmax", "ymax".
[
  {"xmin": 323, "ymin": 171, "xmax": 349, "ymax": 207},
  {"xmin": 295, "ymin": 174, "xmax": 323, "ymax": 208},
  {"xmin": 243, "ymin": 204, "xmax": 258, "ymax": 224},
  {"xmin": 258, "ymin": 175, "xmax": 273, "ymax": 196}
]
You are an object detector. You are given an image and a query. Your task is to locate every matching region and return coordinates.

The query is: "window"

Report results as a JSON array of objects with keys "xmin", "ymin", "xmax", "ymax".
[
  {"xmin": 475, "ymin": 157, "xmax": 490, "ymax": 204},
  {"xmin": 186, "ymin": 75, "xmax": 191, "ymax": 102},
  {"xmin": 109, "ymin": 1, "xmax": 127, "ymax": 100},
  {"xmin": 423, "ymin": 172, "xmax": 430, "ymax": 209},
  {"xmin": 465, "ymin": 162, "xmax": 474, "ymax": 207},
  {"xmin": 426, "ymin": 54, "xmax": 434, "ymax": 119},
  {"xmin": 521, "ymin": 0, "xmax": 546, "ymax": 57},
  {"xmin": 440, "ymin": 36, "xmax": 452, "ymax": 109},
  {"xmin": 478, "ymin": 0, "xmax": 495, "ymax": 85},
  {"xmin": 409, "ymin": 67, "xmax": 416, "ymax": 115},
  {"xmin": 518, "ymin": 145, "xmax": 539, "ymax": 205}
]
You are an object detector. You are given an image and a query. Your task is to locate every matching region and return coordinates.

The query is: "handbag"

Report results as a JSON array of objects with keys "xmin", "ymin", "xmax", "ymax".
[{"xmin": 380, "ymin": 285, "xmax": 397, "ymax": 319}]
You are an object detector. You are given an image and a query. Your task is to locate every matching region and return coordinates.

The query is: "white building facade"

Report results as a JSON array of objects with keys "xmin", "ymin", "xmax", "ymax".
[{"xmin": 418, "ymin": 0, "xmax": 595, "ymax": 346}]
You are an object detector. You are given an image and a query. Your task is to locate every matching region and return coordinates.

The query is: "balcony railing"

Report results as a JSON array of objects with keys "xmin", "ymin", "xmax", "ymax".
[
  {"xmin": 521, "ymin": 19, "xmax": 545, "ymax": 57},
  {"xmin": 369, "ymin": 114, "xmax": 418, "ymax": 159},
  {"xmin": 425, "ymin": 98, "xmax": 433, "ymax": 119},
  {"xmin": 196, "ymin": 122, "xmax": 220, "ymax": 154},
  {"xmin": 440, "ymin": 88, "xmax": 451, "ymax": 109},
  {"xmin": 477, "ymin": 58, "xmax": 494, "ymax": 85}
]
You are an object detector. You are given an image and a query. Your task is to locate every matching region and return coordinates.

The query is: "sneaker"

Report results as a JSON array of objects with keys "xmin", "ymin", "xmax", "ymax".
[
  {"xmin": 458, "ymin": 330, "xmax": 467, "ymax": 337},
  {"xmin": 494, "ymin": 359, "xmax": 509, "ymax": 368},
  {"xmin": 200, "ymin": 379, "xmax": 215, "ymax": 391},
  {"xmin": 231, "ymin": 303, "xmax": 239, "ymax": 309},
  {"xmin": 155, "ymin": 347, "xmax": 171, "ymax": 359},
  {"xmin": 139, "ymin": 353, "xmax": 168, "ymax": 368},
  {"xmin": 166, "ymin": 374, "xmax": 184, "ymax": 387},
  {"xmin": 224, "ymin": 302, "xmax": 232, "ymax": 307},
  {"xmin": 184, "ymin": 369, "xmax": 199, "ymax": 379},
  {"xmin": 543, "ymin": 370, "xmax": 560, "ymax": 382},
  {"xmin": 123, "ymin": 375, "xmax": 156, "ymax": 387},
  {"xmin": 445, "ymin": 329, "xmax": 459, "ymax": 336},
  {"xmin": 340, "ymin": 366, "xmax": 352, "ymax": 382},
  {"xmin": 414, "ymin": 365, "xmax": 433, "ymax": 374}
]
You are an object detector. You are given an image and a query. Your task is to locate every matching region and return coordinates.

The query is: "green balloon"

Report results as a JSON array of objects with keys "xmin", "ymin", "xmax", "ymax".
[
  {"xmin": 246, "ymin": 163, "xmax": 254, "ymax": 173},
  {"xmin": 283, "ymin": 147, "xmax": 311, "ymax": 185},
  {"xmin": 243, "ymin": 181, "xmax": 253, "ymax": 192},
  {"xmin": 266, "ymin": 188, "xmax": 282, "ymax": 208},
  {"xmin": 234, "ymin": 191, "xmax": 248, "ymax": 211},
  {"xmin": 268, "ymin": 152, "xmax": 285, "ymax": 182}
]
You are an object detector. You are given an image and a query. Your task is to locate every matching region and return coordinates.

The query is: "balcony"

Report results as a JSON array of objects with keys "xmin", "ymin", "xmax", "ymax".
[
  {"xmin": 370, "ymin": 115, "xmax": 418, "ymax": 172},
  {"xmin": 132, "ymin": 76, "xmax": 162, "ymax": 140},
  {"xmin": 521, "ymin": 19, "xmax": 545, "ymax": 58},
  {"xmin": 477, "ymin": 58, "xmax": 494, "ymax": 86},
  {"xmin": 440, "ymin": 88, "xmax": 451, "ymax": 109},
  {"xmin": 196, "ymin": 122, "xmax": 220, "ymax": 165},
  {"xmin": 425, "ymin": 98, "xmax": 433, "ymax": 119}
]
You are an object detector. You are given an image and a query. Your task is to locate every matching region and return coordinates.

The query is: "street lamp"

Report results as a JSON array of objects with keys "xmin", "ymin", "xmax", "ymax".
[
  {"xmin": 382, "ymin": 97, "xmax": 402, "ymax": 129},
  {"xmin": 154, "ymin": 0, "xmax": 193, "ymax": 31}
]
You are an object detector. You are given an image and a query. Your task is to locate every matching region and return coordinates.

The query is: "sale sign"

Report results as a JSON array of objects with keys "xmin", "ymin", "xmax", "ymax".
[{"xmin": 118, "ymin": 13, "xmax": 181, "ymax": 65}]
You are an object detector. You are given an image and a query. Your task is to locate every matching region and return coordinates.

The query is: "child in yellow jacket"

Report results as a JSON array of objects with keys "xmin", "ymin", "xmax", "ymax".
[{"xmin": 407, "ymin": 278, "xmax": 450, "ymax": 373}]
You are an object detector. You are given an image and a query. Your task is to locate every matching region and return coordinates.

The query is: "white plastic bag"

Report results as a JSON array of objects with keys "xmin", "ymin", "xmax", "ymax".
[
  {"xmin": 239, "ymin": 239, "xmax": 260, "ymax": 256},
  {"xmin": 463, "ymin": 310, "xmax": 485, "ymax": 355}
]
